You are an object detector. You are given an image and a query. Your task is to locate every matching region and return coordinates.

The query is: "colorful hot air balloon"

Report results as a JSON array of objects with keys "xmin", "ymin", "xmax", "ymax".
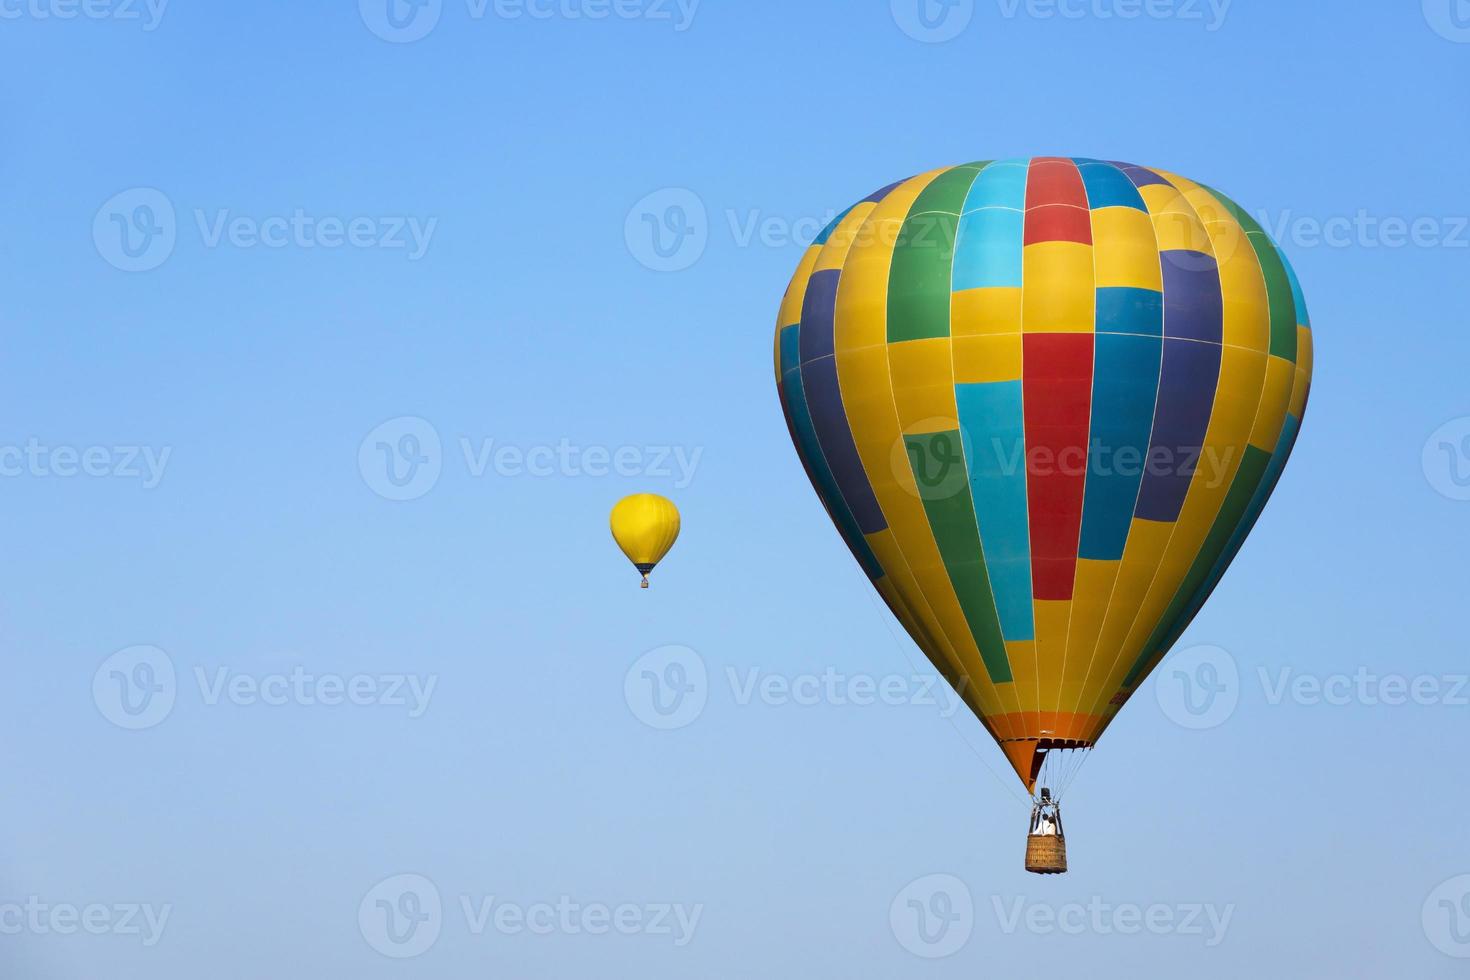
[
  {"xmin": 774, "ymin": 158, "xmax": 1313, "ymax": 871},
  {"xmin": 610, "ymin": 494, "xmax": 681, "ymax": 589}
]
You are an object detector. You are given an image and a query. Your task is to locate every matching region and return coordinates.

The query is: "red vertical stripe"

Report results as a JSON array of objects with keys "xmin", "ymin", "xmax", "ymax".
[
  {"xmin": 1024, "ymin": 158, "xmax": 1091, "ymax": 245},
  {"xmin": 1024, "ymin": 333, "xmax": 1094, "ymax": 600}
]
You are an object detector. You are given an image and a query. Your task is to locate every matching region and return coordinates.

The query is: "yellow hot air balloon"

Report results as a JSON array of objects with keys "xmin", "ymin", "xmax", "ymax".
[
  {"xmin": 775, "ymin": 158, "xmax": 1313, "ymax": 873},
  {"xmin": 610, "ymin": 494, "xmax": 681, "ymax": 588}
]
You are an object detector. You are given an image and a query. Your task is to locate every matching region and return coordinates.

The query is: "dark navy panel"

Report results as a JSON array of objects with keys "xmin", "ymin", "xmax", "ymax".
[
  {"xmin": 798, "ymin": 269, "xmax": 841, "ymax": 364},
  {"xmin": 801, "ymin": 355, "xmax": 889, "ymax": 535},
  {"xmin": 1160, "ymin": 252, "xmax": 1224, "ymax": 343},
  {"xmin": 1133, "ymin": 338, "xmax": 1221, "ymax": 523}
]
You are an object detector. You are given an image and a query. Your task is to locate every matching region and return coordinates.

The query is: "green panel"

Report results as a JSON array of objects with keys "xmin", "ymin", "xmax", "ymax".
[
  {"xmin": 886, "ymin": 165, "xmax": 981, "ymax": 344},
  {"xmin": 1121, "ymin": 443, "xmax": 1273, "ymax": 688},
  {"xmin": 905, "ymin": 430, "xmax": 1013, "ymax": 684},
  {"xmin": 1204, "ymin": 186, "xmax": 1297, "ymax": 362}
]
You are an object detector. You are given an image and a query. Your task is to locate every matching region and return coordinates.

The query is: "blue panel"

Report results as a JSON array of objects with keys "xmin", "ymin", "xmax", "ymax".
[
  {"xmin": 953, "ymin": 208, "xmax": 1024, "ymax": 290},
  {"xmin": 1096, "ymin": 286, "xmax": 1163, "ymax": 335},
  {"xmin": 961, "ymin": 161, "xmax": 1028, "ymax": 212},
  {"xmin": 813, "ymin": 205, "xmax": 854, "ymax": 246},
  {"xmin": 1077, "ymin": 161, "xmax": 1148, "ymax": 211},
  {"xmin": 1078, "ymin": 333, "xmax": 1163, "ymax": 560},
  {"xmin": 955, "ymin": 380, "xmax": 1034, "ymax": 641},
  {"xmin": 1277, "ymin": 244, "xmax": 1311, "ymax": 327},
  {"xmin": 1160, "ymin": 251, "xmax": 1224, "ymax": 343},
  {"xmin": 778, "ymin": 322, "xmax": 801, "ymax": 376}
]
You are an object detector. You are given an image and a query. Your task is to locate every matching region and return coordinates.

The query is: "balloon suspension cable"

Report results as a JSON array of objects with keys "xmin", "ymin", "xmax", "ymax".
[
  {"xmin": 1035, "ymin": 743, "xmax": 1093, "ymax": 803},
  {"xmin": 862, "ymin": 590, "xmax": 1027, "ymax": 806}
]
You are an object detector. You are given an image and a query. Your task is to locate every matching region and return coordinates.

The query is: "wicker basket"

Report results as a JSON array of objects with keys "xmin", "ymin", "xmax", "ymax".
[{"xmin": 1025, "ymin": 835, "xmax": 1068, "ymax": 875}]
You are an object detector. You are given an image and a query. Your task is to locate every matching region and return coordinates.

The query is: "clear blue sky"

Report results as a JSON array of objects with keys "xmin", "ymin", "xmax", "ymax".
[{"xmin": 2, "ymin": 2, "xmax": 1468, "ymax": 977}]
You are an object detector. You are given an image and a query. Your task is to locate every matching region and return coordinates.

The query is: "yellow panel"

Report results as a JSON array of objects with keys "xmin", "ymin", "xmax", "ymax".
[
  {"xmin": 814, "ymin": 201, "xmax": 877, "ymax": 273},
  {"xmin": 777, "ymin": 245, "xmax": 820, "ymax": 330},
  {"xmin": 1289, "ymin": 327, "xmax": 1314, "ymax": 417},
  {"xmin": 1139, "ymin": 181, "xmax": 1213, "ymax": 256},
  {"xmin": 1071, "ymin": 517, "xmax": 1173, "ymax": 722},
  {"xmin": 1151, "ymin": 210, "xmax": 1213, "ymax": 255},
  {"xmin": 1090, "ymin": 207, "xmax": 1163, "ymax": 291},
  {"xmin": 1212, "ymin": 237, "xmax": 1270, "ymax": 352},
  {"xmin": 775, "ymin": 245, "xmax": 820, "ymax": 378},
  {"xmin": 1004, "ymin": 639, "xmax": 1039, "ymax": 729},
  {"xmin": 1248, "ymin": 355, "xmax": 1295, "ymax": 450},
  {"xmin": 1031, "ymin": 598, "xmax": 1071, "ymax": 724},
  {"xmin": 953, "ymin": 333, "xmax": 1022, "ymax": 384},
  {"xmin": 1055, "ymin": 558, "xmax": 1119, "ymax": 714},
  {"xmin": 1022, "ymin": 241, "xmax": 1095, "ymax": 332},
  {"xmin": 1138, "ymin": 182, "xmax": 1191, "ymax": 217},
  {"xmin": 952, "ymin": 286, "xmax": 1023, "ymax": 336},
  {"xmin": 889, "ymin": 338, "xmax": 956, "ymax": 424}
]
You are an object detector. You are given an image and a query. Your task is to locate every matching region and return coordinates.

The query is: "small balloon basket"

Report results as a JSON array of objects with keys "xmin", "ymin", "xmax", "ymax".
[{"xmin": 1024, "ymin": 789, "xmax": 1068, "ymax": 875}]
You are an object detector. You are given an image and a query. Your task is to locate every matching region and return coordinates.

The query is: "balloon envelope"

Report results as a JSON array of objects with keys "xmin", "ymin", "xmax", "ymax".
[
  {"xmin": 610, "ymin": 494, "xmax": 681, "ymax": 587},
  {"xmin": 774, "ymin": 158, "xmax": 1312, "ymax": 790}
]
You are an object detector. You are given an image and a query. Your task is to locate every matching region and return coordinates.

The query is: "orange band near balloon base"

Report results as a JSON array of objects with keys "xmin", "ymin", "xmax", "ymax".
[{"xmin": 998, "ymin": 714, "xmax": 1098, "ymax": 791}]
